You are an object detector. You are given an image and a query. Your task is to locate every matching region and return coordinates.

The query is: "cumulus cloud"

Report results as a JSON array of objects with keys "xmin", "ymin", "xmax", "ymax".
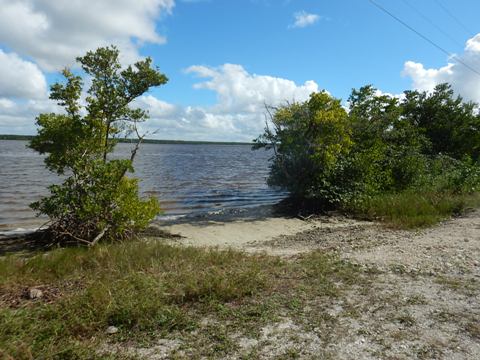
[
  {"xmin": 466, "ymin": 34, "xmax": 480, "ymax": 52},
  {"xmin": 185, "ymin": 64, "xmax": 318, "ymax": 113},
  {"xmin": 0, "ymin": 50, "xmax": 48, "ymax": 100},
  {"xmin": 0, "ymin": 98, "xmax": 61, "ymax": 134},
  {"xmin": 0, "ymin": 59, "xmax": 318, "ymax": 141},
  {"xmin": 403, "ymin": 33, "xmax": 480, "ymax": 103},
  {"xmin": 134, "ymin": 64, "xmax": 319, "ymax": 141},
  {"xmin": 0, "ymin": 0, "xmax": 178, "ymax": 133},
  {"xmin": 290, "ymin": 11, "xmax": 320, "ymax": 28},
  {"xmin": 0, "ymin": 47, "xmax": 318, "ymax": 140},
  {"xmin": 0, "ymin": 0, "xmax": 175, "ymax": 71}
]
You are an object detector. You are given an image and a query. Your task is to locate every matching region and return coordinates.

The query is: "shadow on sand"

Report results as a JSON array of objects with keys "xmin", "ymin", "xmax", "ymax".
[{"xmin": 0, "ymin": 201, "xmax": 310, "ymax": 256}]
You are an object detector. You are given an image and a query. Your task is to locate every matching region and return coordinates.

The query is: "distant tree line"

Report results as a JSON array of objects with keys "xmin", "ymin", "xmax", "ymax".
[
  {"xmin": 0, "ymin": 135, "xmax": 35, "ymax": 140},
  {"xmin": 0, "ymin": 134, "xmax": 252, "ymax": 146}
]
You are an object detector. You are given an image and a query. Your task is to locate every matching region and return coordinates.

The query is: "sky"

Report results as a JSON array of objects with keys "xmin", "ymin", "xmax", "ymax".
[{"xmin": 0, "ymin": 0, "xmax": 479, "ymax": 142}]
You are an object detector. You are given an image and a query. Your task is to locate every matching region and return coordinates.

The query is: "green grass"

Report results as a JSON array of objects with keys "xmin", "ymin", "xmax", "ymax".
[
  {"xmin": 352, "ymin": 191, "xmax": 480, "ymax": 229},
  {"xmin": 0, "ymin": 240, "xmax": 363, "ymax": 359}
]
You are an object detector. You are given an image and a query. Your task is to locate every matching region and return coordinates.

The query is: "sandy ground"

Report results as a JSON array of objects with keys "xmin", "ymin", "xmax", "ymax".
[
  {"xmin": 4, "ymin": 209, "xmax": 477, "ymax": 359},
  {"xmin": 156, "ymin": 216, "xmax": 323, "ymax": 253},
  {"xmin": 156, "ymin": 210, "xmax": 480, "ymax": 273},
  {"xmin": 150, "ymin": 210, "xmax": 480, "ymax": 359}
]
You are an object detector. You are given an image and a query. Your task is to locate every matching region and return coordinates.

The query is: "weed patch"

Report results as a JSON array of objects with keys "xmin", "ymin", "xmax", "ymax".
[
  {"xmin": 0, "ymin": 241, "xmax": 364, "ymax": 359},
  {"xmin": 351, "ymin": 192, "xmax": 480, "ymax": 229}
]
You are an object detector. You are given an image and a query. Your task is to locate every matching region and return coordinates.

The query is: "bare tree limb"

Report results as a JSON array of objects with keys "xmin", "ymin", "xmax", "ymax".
[
  {"xmin": 263, "ymin": 103, "xmax": 292, "ymax": 181},
  {"xmin": 88, "ymin": 225, "xmax": 110, "ymax": 247}
]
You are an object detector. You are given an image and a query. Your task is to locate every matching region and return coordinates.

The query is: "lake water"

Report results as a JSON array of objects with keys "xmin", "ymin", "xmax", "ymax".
[{"xmin": 0, "ymin": 140, "xmax": 286, "ymax": 232}]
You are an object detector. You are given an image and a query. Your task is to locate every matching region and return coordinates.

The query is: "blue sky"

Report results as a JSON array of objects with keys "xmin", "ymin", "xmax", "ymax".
[
  {"xmin": 0, "ymin": 0, "xmax": 479, "ymax": 141},
  {"xmin": 155, "ymin": 0, "xmax": 478, "ymax": 104}
]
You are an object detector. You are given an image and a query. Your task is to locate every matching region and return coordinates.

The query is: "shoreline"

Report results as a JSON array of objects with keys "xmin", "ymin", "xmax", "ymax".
[
  {"xmin": 0, "ymin": 205, "xmax": 287, "ymax": 239},
  {"xmin": 1, "ymin": 206, "xmax": 479, "ymax": 358},
  {"xmin": 153, "ymin": 209, "xmax": 480, "ymax": 358}
]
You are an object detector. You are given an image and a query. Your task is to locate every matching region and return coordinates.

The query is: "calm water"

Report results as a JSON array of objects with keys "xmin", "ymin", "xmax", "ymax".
[{"xmin": 0, "ymin": 140, "xmax": 286, "ymax": 232}]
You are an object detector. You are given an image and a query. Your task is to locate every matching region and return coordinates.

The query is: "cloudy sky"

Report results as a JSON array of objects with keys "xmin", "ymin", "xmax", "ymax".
[{"xmin": 0, "ymin": 0, "xmax": 479, "ymax": 141}]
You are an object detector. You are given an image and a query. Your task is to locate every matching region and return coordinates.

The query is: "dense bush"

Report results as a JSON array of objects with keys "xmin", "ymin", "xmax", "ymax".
[
  {"xmin": 253, "ymin": 92, "xmax": 353, "ymax": 207},
  {"xmin": 30, "ymin": 46, "xmax": 166, "ymax": 245},
  {"xmin": 255, "ymin": 83, "xmax": 480, "ymax": 218}
]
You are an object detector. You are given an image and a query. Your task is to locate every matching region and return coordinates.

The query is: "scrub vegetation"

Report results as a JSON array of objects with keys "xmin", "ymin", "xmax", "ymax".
[
  {"xmin": 2, "ymin": 46, "xmax": 480, "ymax": 358},
  {"xmin": 254, "ymin": 83, "xmax": 480, "ymax": 227},
  {"xmin": 0, "ymin": 240, "xmax": 363, "ymax": 359},
  {"xmin": 29, "ymin": 46, "xmax": 166, "ymax": 246}
]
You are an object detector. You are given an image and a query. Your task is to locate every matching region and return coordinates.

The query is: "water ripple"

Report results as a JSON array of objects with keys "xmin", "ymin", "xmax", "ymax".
[{"xmin": 0, "ymin": 141, "xmax": 286, "ymax": 231}]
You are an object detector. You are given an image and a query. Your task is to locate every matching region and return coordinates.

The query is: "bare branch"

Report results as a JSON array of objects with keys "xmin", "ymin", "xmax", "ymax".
[
  {"xmin": 263, "ymin": 103, "xmax": 292, "ymax": 181},
  {"xmin": 88, "ymin": 226, "xmax": 110, "ymax": 247}
]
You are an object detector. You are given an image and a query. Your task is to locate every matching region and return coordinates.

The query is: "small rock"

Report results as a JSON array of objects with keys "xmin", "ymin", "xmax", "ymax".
[
  {"xmin": 106, "ymin": 326, "xmax": 119, "ymax": 334},
  {"xmin": 29, "ymin": 288, "xmax": 43, "ymax": 299}
]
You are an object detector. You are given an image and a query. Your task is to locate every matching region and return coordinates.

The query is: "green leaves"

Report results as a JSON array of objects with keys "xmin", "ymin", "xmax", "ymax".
[
  {"xmin": 255, "ymin": 83, "xmax": 480, "ymax": 211},
  {"xmin": 29, "ymin": 46, "xmax": 166, "ymax": 244},
  {"xmin": 29, "ymin": 113, "xmax": 93, "ymax": 174},
  {"xmin": 402, "ymin": 83, "xmax": 480, "ymax": 160},
  {"xmin": 121, "ymin": 57, "xmax": 168, "ymax": 100},
  {"xmin": 49, "ymin": 69, "xmax": 83, "ymax": 117},
  {"xmin": 254, "ymin": 92, "xmax": 352, "ymax": 205}
]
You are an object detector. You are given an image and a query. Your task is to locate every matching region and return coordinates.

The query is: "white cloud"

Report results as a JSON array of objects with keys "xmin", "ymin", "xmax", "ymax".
[
  {"xmin": 0, "ymin": 50, "xmax": 47, "ymax": 100},
  {"xmin": 140, "ymin": 95, "xmax": 179, "ymax": 118},
  {"xmin": 0, "ymin": 98, "xmax": 61, "ymax": 134},
  {"xmin": 0, "ymin": 49, "xmax": 318, "ymax": 140},
  {"xmin": 185, "ymin": 64, "xmax": 318, "ymax": 113},
  {"xmin": 135, "ymin": 64, "xmax": 319, "ymax": 141},
  {"xmin": 403, "ymin": 33, "xmax": 480, "ymax": 103},
  {"xmin": 0, "ymin": 98, "xmax": 16, "ymax": 110},
  {"xmin": 290, "ymin": 11, "xmax": 320, "ymax": 28},
  {"xmin": 0, "ymin": 48, "xmax": 63, "ymax": 133},
  {"xmin": 0, "ymin": 0, "xmax": 175, "ymax": 71},
  {"xmin": 373, "ymin": 89, "xmax": 405, "ymax": 102},
  {"xmin": 466, "ymin": 34, "xmax": 480, "ymax": 52},
  {"xmin": 0, "ymin": 0, "xmax": 177, "ymax": 134}
]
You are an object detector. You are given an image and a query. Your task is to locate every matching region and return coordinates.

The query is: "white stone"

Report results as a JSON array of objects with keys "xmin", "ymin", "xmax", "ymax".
[
  {"xmin": 28, "ymin": 288, "xmax": 43, "ymax": 299},
  {"xmin": 106, "ymin": 326, "xmax": 119, "ymax": 334}
]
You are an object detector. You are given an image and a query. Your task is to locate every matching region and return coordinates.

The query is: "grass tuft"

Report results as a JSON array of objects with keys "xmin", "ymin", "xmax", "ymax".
[{"xmin": 352, "ymin": 191, "xmax": 480, "ymax": 229}]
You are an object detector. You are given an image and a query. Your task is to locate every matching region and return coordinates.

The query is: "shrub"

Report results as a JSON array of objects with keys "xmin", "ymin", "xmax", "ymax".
[
  {"xmin": 29, "ymin": 46, "xmax": 166, "ymax": 245},
  {"xmin": 255, "ymin": 83, "xmax": 480, "ymax": 222},
  {"xmin": 254, "ymin": 91, "xmax": 352, "ymax": 208}
]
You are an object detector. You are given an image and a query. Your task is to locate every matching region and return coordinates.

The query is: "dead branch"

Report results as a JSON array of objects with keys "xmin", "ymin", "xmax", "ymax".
[
  {"xmin": 263, "ymin": 103, "xmax": 292, "ymax": 181},
  {"xmin": 88, "ymin": 226, "xmax": 110, "ymax": 247}
]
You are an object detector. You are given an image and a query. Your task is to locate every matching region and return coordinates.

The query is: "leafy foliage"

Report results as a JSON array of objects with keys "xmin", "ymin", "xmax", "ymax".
[
  {"xmin": 254, "ymin": 92, "xmax": 352, "ymax": 206},
  {"xmin": 29, "ymin": 46, "xmax": 166, "ymax": 245},
  {"xmin": 255, "ymin": 83, "xmax": 480, "ymax": 217},
  {"xmin": 402, "ymin": 83, "xmax": 480, "ymax": 160}
]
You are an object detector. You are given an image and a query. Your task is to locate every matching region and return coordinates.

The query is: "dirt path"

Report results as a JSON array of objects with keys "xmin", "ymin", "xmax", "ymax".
[
  {"xmin": 154, "ymin": 211, "xmax": 480, "ymax": 359},
  {"xmin": 254, "ymin": 211, "xmax": 480, "ymax": 359},
  {"xmin": 250, "ymin": 210, "xmax": 480, "ymax": 272}
]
